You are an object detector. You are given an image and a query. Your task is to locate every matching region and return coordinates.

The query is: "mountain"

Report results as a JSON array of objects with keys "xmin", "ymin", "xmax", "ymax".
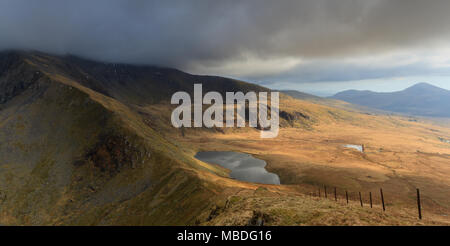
[
  {"xmin": 0, "ymin": 50, "xmax": 270, "ymax": 225},
  {"xmin": 279, "ymin": 89, "xmax": 385, "ymax": 115},
  {"xmin": 331, "ymin": 83, "xmax": 450, "ymax": 117},
  {"xmin": 0, "ymin": 51, "xmax": 265, "ymax": 105}
]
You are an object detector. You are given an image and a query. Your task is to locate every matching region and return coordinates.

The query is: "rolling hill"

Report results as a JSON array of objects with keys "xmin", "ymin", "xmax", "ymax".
[
  {"xmin": 279, "ymin": 89, "xmax": 391, "ymax": 116},
  {"xmin": 279, "ymin": 90, "xmax": 322, "ymax": 101},
  {"xmin": 331, "ymin": 83, "xmax": 450, "ymax": 118}
]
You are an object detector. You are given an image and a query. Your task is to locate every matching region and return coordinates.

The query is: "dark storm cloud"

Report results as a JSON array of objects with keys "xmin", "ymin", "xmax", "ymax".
[{"xmin": 1, "ymin": 0, "xmax": 450, "ymax": 79}]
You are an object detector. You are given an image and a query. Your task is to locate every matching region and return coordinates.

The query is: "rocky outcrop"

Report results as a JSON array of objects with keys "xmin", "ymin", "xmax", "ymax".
[
  {"xmin": 247, "ymin": 210, "xmax": 272, "ymax": 226},
  {"xmin": 83, "ymin": 135, "xmax": 151, "ymax": 175},
  {"xmin": 279, "ymin": 110, "xmax": 311, "ymax": 127},
  {"xmin": 0, "ymin": 51, "xmax": 44, "ymax": 104}
]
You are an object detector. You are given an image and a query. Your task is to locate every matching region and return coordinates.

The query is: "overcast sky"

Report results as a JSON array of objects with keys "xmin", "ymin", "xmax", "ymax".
[{"xmin": 1, "ymin": 0, "xmax": 450, "ymax": 95}]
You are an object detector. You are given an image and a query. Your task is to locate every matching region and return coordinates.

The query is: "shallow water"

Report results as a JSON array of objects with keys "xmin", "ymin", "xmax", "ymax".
[
  {"xmin": 343, "ymin": 144, "xmax": 363, "ymax": 152},
  {"xmin": 195, "ymin": 151, "xmax": 280, "ymax": 185}
]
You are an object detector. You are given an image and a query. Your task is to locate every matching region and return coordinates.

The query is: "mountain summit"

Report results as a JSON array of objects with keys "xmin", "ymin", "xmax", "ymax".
[{"xmin": 331, "ymin": 83, "xmax": 450, "ymax": 117}]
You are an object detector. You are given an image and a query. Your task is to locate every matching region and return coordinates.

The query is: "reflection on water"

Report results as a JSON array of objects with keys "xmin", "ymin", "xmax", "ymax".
[{"xmin": 195, "ymin": 151, "xmax": 280, "ymax": 185}]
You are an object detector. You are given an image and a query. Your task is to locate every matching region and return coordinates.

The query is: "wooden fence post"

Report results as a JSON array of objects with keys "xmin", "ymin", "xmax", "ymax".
[
  {"xmin": 380, "ymin": 188, "xmax": 385, "ymax": 211},
  {"xmin": 369, "ymin": 192, "xmax": 373, "ymax": 208},
  {"xmin": 334, "ymin": 187, "xmax": 337, "ymax": 201},
  {"xmin": 345, "ymin": 190, "xmax": 349, "ymax": 204},
  {"xmin": 417, "ymin": 188, "xmax": 422, "ymax": 220},
  {"xmin": 359, "ymin": 192, "xmax": 363, "ymax": 207}
]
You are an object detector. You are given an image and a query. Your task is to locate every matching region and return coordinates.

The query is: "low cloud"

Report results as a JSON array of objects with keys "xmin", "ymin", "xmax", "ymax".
[{"xmin": 1, "ymin": 0, "xmax": 450, "ymax": 83}]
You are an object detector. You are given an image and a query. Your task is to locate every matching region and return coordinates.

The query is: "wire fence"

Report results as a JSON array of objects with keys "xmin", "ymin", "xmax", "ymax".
[{"xmin": 308, "ymin": 185, "xmax": 422, "ymax": 220}]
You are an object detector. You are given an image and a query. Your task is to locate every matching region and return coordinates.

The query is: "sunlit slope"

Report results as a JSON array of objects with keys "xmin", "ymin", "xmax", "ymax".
[{"xmin": 164, "ymin": 94, "xmax": 450, "ymax": 224}]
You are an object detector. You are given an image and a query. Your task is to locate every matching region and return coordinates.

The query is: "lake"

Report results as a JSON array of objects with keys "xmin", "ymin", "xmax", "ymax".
[{"xmin": 195, "ymin": 151, "xmax": 280, "ymax": 185}]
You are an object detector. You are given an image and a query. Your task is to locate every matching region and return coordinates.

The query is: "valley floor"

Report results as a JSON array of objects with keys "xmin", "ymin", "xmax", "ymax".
[{"xmin": 164, "ymin": 102, "xmax": 450, "ymax": 225}]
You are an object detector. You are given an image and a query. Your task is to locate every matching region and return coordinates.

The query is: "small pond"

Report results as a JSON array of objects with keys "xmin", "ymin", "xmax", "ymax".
[{"xmin": 343, "ymin": 144, "xmax": 363, "ymax": 152}]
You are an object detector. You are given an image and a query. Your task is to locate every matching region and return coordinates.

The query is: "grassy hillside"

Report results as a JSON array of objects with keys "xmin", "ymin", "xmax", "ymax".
[{"xmin": 0, "ymin": 52, "xmax": 231, "ymax": 225}]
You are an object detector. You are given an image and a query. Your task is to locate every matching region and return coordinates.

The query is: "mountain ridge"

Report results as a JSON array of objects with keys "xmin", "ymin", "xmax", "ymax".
[
  {"xmin": 0, "ymin": 50, "xmax": 268, "ymax": 105},
  {"xmin": 331, "ymin": 83, "xmax": 450, "ymax": 117}
]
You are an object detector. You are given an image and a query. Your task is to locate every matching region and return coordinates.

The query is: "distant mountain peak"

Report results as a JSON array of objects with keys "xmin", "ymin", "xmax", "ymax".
[
  {"xmin": 404, "ymin": 82, "xmax": 447, "ymax": 92},
  {"xmin": 331, "ymin": 83, "xmax": 450, "ymax": 118}
]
